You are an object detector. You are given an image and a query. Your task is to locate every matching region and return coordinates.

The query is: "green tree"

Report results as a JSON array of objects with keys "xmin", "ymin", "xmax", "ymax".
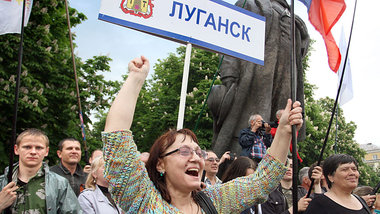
[
  {"xmin": 0, "ymin": 0, "xmax": 117, "ymax": 170},
  {"xmin": 300, "ymin": 51, "xmax": 379, "ymax": 186},
  {"xmin": 87, "ymin": 37, "xmax": 380, "ymax": 187},
  {"xmin": 127, "ymin": 47, "xmax": 220, "ymax": 151}
]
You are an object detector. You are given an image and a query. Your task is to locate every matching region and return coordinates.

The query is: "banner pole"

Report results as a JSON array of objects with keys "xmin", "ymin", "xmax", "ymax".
[
  {"xmin": 7, "ymin": 0, "xmax": 27, "ymax": 184},
  {"xmin": 5, "ymin": 1, "xmax": 27, "ymax": 213},
  {"xmin": 177, "ymin": 42, "xmax": 192, "ymax": 130},
  {"xmin": 64, "ymin": 0, "xmax": 89, "ymax": 163}
]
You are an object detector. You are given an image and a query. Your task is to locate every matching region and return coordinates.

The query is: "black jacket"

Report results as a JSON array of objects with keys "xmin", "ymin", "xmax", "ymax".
[
  {"xmin": 261, "ymin": 185, "xmax": 307, "ymax": 214},
  {"xmin": 262, "ymin": 185, "xmax": 289, "ymax": 214}
]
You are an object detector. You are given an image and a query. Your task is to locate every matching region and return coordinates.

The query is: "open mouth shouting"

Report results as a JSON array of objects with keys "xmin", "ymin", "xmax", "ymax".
[{"xmin": 185, "ymin": 168, "xmax": 200, "ymax": 179}]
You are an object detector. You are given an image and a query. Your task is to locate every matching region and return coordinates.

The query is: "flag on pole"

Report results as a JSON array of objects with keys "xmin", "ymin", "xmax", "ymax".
[
  {"xmin": 0, "ymin": 0, "xmax": 33, "ymax": 35},
  {"xmin": 337, "ymin": 27, "xmax": 353, "ymax": 106},
  {"xmin": 299, "ymin": 0, "xmax": 346, "ymax": 73}
]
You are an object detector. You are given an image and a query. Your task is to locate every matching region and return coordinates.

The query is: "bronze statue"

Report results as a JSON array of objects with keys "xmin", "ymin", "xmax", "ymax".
[{"xmin": 208, "ymin": 0, "xmax": 310, "ymax": 159}]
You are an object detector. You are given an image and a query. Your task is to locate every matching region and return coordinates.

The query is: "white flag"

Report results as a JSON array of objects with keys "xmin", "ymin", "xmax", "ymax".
[
  {"xmin": 0, "ymin": 0, "xmax": 33, "ymax": 35},
  {"xmin": 337, "ymin": 27, "xmax": 353, "ymax": 106}
]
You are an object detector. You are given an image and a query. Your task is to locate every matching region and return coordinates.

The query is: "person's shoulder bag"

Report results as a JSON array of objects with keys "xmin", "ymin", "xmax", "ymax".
[{"xmin": 194, "ymin": 191, "xmax": 218, "ymax": 214}]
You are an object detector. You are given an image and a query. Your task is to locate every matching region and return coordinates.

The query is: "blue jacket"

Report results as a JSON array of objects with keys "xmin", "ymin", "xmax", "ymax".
[
  {"xmin": 0, "ymin": 162, "xmax": 82, "ymax": 214},
  {"xmin": 239, "ymin": 127, "xmax": 272, "ymax": 159}
]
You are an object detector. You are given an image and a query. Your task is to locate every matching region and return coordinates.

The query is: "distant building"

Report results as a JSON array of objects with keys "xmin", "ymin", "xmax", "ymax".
[{"xmin": 360, "ymin": 143, "xmax": 380, "ymax": 170}]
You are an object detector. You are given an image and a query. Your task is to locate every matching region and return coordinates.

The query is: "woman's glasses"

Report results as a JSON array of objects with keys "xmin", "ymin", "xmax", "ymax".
[{"xmin": 162, "ymin": 145, "xmax": 207, "ymax": 159}]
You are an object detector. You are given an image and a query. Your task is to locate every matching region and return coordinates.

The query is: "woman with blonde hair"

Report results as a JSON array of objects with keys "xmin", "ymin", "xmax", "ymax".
[{"xmin": 78, "ymin": 156, "xmax": 122, "ymax": 214}]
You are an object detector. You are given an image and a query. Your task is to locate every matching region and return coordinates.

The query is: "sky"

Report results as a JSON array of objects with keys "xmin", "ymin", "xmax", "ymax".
[{"xmin": 69, "ymin": 0, "xmax": 380, "ymax": 147}]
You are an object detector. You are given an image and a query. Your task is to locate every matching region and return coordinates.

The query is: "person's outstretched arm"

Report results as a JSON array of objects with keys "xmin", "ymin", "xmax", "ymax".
[
  {"xmin": 203, "ymin": 99, "xmax": 303, "ymax": 213},
  {"xmin": 268, "ymin": 99, "xmax": 303, "ymax": 163},
  {"xmin": 104, "ymin": 56, "xmax": 149, "ymax": 132},
  {"xmin": 102, "ymin": 56, "xmax": 152, "ymax": 211}
]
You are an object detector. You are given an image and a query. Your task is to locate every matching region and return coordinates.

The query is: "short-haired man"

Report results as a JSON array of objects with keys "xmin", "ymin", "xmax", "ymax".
[
  {"xmin": 204, "ymin": 151, "xmax": 231, "ymax": 187},
  {"xmin": 299, "ymin": 165, "xmax": 323, "ymax": 198},
  {"xmin": 0, "ymin": 128, "xmax": 80, "ymax": 213},
  {"xmin": 299, "ymin": 167, "xmax": 311, "ymax": 191},
  {"xmin": 239, "ymin": 114, "xmax": 272, "ymax": 162},
  {"xmin": 50, "ymin": 138, "xmax": 87, "ymax": 196}
]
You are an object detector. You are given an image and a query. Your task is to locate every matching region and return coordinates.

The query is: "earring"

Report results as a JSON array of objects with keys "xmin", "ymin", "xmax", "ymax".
[{"xmin": 160, "ymin": 171, "xmax": 165, "ymax": 177}]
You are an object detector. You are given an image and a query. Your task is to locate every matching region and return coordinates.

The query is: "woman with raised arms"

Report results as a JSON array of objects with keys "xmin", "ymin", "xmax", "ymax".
[{"xmin": 102, "ymin": 56, "xmax": 304, "ymax": 213}]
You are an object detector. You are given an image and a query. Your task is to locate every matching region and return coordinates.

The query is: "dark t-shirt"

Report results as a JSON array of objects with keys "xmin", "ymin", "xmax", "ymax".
[
  {"xmin": 50, "ymin": 162, "xmax": 87, "ymax": 196},
  {"xmin": 304, "ymin": 194, "xmax": 368, "ymax": 214}
]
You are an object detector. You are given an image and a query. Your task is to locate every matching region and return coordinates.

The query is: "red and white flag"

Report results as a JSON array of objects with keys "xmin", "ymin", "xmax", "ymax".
[
  {"xmin": 299, "ymin": 0, "xmax": 346, "ymax": 73},
  {"xmin": 0, "ymin": 0, "xmax": 33, "ymax": 35}
]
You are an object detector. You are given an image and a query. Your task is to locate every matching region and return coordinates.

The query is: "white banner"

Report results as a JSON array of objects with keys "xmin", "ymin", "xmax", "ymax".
[
  {"xmin": 99, "ymin": 0, "xmax": 266, "ymax": 65},
  {"xmin": 0, "ymin": 0, "xmax": 33, "ymax": 35}
]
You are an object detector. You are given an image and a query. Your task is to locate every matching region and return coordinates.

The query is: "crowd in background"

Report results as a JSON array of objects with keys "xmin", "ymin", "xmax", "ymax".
[{"xmin": 0, "ymin": 56, "xmax": 379, "ymax": 214}]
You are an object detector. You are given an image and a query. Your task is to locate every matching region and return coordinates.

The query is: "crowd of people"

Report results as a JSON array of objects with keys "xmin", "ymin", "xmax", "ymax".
[
  {"xmin": 0, "ymin": 56, "xmax": 379, "ymax": 214},
  {"xmin": 0, "ymin": 129, "xmax": 121, "ymax": 214}
]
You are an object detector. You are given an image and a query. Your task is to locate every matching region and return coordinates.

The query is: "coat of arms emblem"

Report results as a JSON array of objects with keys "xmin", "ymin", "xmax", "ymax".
[{"xmin": 120, "ymin": 0, "xmax": 153, "ymax": 18}]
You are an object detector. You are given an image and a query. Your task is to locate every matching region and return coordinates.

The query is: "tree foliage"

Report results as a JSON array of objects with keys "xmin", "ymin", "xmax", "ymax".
[
  {"xmin": 128, "ymin": 44, "xmax": 380, "ymax": 186},
  {"xmin": 88, "ymin": 42, "xmax": 380, "ymax": 186},
  {"xmin": 129, "ymin": 47, "xmax": 220, "ymax": 151},
  {"xmin": 4, "ymin": 0, "xmax": 376, "ymax": 187},
  {"xmin": 0, "ymin": 0, "xmax": 116, "ymax": 170},
  {"xmin": 300, "ymin": 53, "xmax": 379, "ymax": 186}
]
